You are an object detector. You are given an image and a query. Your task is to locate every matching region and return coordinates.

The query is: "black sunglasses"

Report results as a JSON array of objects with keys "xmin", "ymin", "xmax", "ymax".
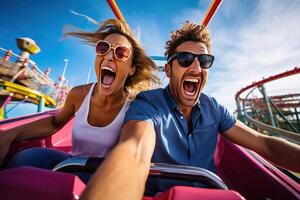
[{"xmin": 167, "ymin": 52, "xmax": 214, "ymax": 69}]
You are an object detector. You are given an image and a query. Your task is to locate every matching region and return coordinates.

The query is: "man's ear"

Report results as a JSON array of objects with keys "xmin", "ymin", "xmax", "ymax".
[
  {"xmin": 165, "ymin": 63, "xmax": 171, "ymax": 78},
  {"xmin": 129, "ymin": 65, "xmax": 136, "ymax": 76}
]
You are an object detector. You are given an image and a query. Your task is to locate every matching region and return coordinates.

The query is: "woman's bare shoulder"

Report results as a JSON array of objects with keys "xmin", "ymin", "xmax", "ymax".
[{"xmin": 67, "ymin": 83, "xmax": 94, "ymax": 104}]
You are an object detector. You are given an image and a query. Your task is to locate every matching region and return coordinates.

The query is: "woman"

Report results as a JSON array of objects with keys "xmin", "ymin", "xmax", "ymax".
[{"xmin": 0, "ymin": 19, "xmax": 160, "ymax": 181}]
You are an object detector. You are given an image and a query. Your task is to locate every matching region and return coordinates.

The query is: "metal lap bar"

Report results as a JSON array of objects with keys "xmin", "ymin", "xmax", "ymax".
[
  {"xmin": 53, "ymin": 157, "xmax": 88, "ymax": 172},
  {"xmin": 150, "ymin": 163, "xmax": 228, "ymax": 190},
  {"xmin": 53, "ymin": 158, "xmax": 227, "ymax": 190}
]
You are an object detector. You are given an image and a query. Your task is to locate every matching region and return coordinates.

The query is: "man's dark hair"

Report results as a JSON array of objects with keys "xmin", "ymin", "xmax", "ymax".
[{"xmin": 165, "ymin": 21, "xmax": 212, "ymax": 60}]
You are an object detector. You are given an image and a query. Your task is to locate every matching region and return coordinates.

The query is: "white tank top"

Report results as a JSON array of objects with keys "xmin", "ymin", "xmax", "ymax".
[{"xmin": 71, "ymin": 83, "xmax": 130, "ymax": 157}]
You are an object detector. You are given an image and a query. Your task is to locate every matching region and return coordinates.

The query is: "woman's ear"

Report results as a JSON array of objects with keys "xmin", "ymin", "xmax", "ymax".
[
  {"xmin": 129, "ymin": 65, "xmax": 136, "ymax": 76},
  {"xmin": 165, "ymin": 63, "xmax": 171, "ymax": 78}
]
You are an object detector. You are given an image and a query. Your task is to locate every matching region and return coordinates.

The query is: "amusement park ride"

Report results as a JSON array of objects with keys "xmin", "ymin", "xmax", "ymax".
[
  {"xmin": 0, "ymin": 0, "xmax": 299, "ymax": 200},
  {"xmin": 236, "ymin": 67, "xmax": 300, "ymax": 145},
  {"xmin": 0, "ymin": 38, "xmax": 69, "ymax": 119}
]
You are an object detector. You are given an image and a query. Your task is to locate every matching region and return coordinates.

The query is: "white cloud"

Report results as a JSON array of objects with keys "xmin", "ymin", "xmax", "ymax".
[
  {"xmin": 205, "ymin": 0, "xmax": 300, "ymax": 113},
  {"xmin": 132, "ymin": 19, "xmax": 166, "ymax": 56},
  {"xmin": 133, "ymin": 26, "xmax": 142, "ymax": 42},
  {"xmin": 172, "ymin": 6, "xmax": 205, "ymax": 26}
]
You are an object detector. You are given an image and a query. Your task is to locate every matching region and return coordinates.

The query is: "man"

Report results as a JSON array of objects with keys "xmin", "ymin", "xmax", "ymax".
[{"xmin": 80, "ymin": 21, "xmax": 300, "ymax": 200}]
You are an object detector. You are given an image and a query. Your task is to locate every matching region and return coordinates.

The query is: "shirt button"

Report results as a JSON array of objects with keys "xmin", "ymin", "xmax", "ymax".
[{"xmin": 180, "ymin": 116, "xmax": 184, "ymax": 119}]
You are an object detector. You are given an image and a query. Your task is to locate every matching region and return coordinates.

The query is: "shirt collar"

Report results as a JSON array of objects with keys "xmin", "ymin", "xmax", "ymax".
[
  {"xmin": 163, "ymin": 85, "xmax": 178, "ymax": 111},
  {"xmin": 196, "ymin": 96, "xmax": 202, "ymax": 109}
]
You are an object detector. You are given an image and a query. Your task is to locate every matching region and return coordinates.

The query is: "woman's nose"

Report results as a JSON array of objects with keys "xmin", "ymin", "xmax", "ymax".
[{"xmin": 103, "ymin": 49, "xmax": 114, "ymax": 61}]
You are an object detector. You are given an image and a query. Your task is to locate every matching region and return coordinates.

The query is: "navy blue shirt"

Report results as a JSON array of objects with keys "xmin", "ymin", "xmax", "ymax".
[{"xmin": 124, "ymin": 86, "xmax": 236, "ymax": 192}]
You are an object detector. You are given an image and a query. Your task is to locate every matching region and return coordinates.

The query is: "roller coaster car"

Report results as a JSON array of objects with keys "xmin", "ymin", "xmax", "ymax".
[{"xmin": 0, "ymin": 110, "xmax": 299, "ymax": 200}]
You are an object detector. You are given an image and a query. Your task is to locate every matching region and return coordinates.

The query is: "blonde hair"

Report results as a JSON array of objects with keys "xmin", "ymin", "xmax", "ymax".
[
  {"xmin": 165, "ymin": 21, "xmax": 212, "ymax": 60},
  {"xmin": 65, "ymin": 19, "xmax": 160, "ymax": 98}
]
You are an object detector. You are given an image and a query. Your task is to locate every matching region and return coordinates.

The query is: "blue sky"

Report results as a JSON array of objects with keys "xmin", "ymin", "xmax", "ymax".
[{"xmin": 1, "ymin": 0, "xmax": 300, "ymax": 113}]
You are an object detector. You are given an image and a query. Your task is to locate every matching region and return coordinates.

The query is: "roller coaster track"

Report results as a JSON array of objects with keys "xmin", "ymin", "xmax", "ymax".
[{"xmin": 236, "ymin": 67, "xmax": 300, "ymax": 144}]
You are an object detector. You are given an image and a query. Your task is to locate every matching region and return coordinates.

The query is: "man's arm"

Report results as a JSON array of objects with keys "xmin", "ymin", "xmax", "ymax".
[
  {"xmin": 80, "ymin": 120, "xmax": 156, "ymax": 200},
  {"xmin": 224, "ymin": 120, "xmax": 300, "ymax": 172}
]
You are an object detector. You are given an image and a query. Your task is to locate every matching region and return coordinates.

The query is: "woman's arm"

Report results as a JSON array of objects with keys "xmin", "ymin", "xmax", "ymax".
[
  {"xmin": 12, "ymin": 88, "xmax": 77, "ymax": 141},
  {"xmin": 0, "ymin": 87, "xmax": 78, "ymax": 166}
]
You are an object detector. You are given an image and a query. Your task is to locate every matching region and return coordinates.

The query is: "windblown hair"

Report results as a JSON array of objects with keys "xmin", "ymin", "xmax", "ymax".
[
  {"xmin": 165, "ymin": 21, "xmax": 212, "ymax": 60},
  {"xmin": 65, "ymin": 18, "xmax": 160, "ymax": 98}
]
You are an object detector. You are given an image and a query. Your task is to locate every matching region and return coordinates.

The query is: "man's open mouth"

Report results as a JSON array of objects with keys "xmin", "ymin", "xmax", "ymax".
[
  {"xmin": 101, "ymin": 66, "xmax": 116, "ymax": 87},
  {"xmin": 183, "ymin": 78, "xmax": 200, "ymax": 96}
]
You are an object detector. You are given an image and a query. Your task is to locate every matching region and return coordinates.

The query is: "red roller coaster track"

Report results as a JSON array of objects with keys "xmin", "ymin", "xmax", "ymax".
[{"xmin": 236, "ymin": 67, "xmax": 300, "ymax": 99}]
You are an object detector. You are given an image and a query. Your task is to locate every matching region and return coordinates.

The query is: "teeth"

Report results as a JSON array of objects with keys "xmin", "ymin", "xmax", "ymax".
[
  {"xmin": 102, "ymin": 66, "xmax": 115, "ymax": 73},
  {"xmin": 185, "ymin": 78, "xmax": 199, "ymax": 83},
  {"xmin": 185, "ymin": 91, "xmax": 195, "ymax": 96}
]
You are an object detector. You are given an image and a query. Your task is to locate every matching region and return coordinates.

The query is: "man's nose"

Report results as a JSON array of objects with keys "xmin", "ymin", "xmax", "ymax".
[{"xmin": 190, "ymin": 58, "xmax": 202, "ymax": 73}]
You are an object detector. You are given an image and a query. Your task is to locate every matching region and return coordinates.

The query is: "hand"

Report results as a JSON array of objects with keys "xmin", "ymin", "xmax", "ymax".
[{"xmin": 0, "ymin": 131, "xmax": 16, "ymax": 167}]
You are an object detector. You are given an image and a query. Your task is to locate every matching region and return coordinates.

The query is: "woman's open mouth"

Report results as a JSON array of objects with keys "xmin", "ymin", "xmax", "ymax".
[
  {"xmin": 101, "ymin": 66, "xmax": 116, "ymax": 88},
  {"xmin": 183, "ymin": 78, "xmax": 200, "ymax": 96}
]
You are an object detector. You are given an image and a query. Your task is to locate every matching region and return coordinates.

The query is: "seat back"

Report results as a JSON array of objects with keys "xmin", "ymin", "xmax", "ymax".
[
  {"xmin": 0, "ymin": 167, "xmax": 85, "ymax": 200},
  {"xmin": 214, "ymin": 135, "xmax": 300, "ymax": 199}
]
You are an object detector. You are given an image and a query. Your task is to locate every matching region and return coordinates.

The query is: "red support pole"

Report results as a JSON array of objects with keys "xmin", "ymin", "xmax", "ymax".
[
  {"xmin": 201, "ymin": 0, "xmax": 223, "ymax": 27},
  {"xmin": 107, "ymin": 0, "xmax": 126, "ymax": 22}
]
